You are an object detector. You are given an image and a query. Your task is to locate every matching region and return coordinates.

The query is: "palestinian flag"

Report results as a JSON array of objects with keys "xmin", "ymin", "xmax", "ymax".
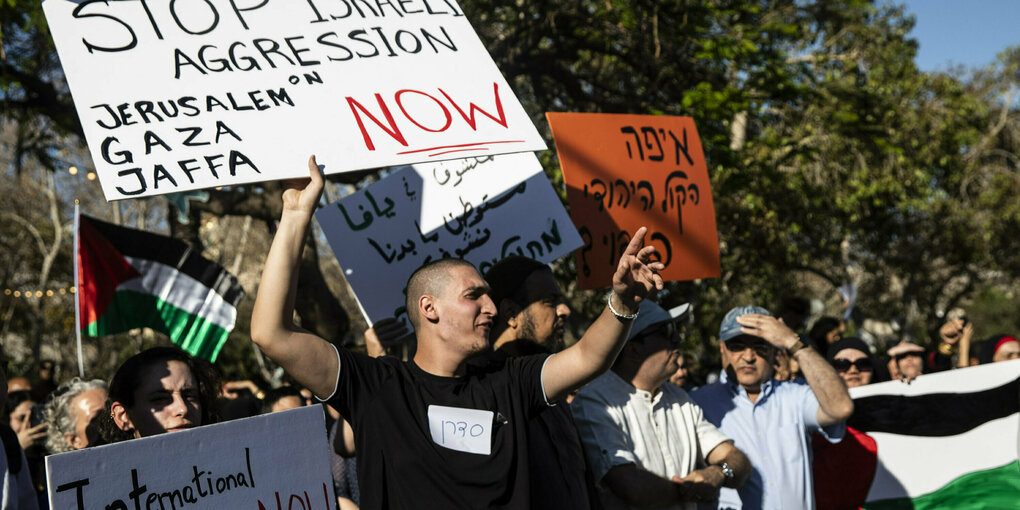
[
  {"xmin": 813, "ymin": 359, "xmax": 1020, "ymax": 509},
  {"xmin": 75, "ymin": 213, "xmax": 244, "ymax": 362}
]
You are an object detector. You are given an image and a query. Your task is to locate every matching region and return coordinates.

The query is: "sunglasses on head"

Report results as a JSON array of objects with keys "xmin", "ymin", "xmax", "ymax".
[
  {"xmin": 724, "ymin": 339, "xmax": 772, "ymax": 356},
  {"xmin": 832, "ymin": 358, "xmax": 873, "ymax": 372},
  {"xmin": 894, "ymin": 351, "xmax": 923, "ymax": 361}
]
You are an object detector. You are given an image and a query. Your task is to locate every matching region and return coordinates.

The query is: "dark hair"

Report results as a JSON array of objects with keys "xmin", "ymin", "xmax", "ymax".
[
  {"xmin": 99, "ymin": 347, "xmax": 219, "ymax": 443},
  {"xmin": 260, "ymin": 386, "xmax": 304, "ymax": 414},
  {"xmin": 405, "ymin": 258, "xmax": 477, "ymax": 328},
  {"xmin": 808, "ymin": 316, "xmax": 843, "ymax": 351},
  {"xmin": 484, "ymin": 256, "xmax": 551, "ymax": 307},
  {"xmin": 3, "ymin": 390, "xmax": 34, "ymax": 423}
]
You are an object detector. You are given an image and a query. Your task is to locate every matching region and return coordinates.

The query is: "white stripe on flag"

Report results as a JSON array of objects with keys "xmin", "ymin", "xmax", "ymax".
[
  {"xmin": 120, "ymin": 256, "xmax": 237, "ymax": 330},
  {"xmin": 865, "ymin": 409, "xmax": 1018, "ymax": 501}
]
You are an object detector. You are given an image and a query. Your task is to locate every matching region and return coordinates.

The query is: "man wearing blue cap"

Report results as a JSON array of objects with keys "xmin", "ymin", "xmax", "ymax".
[
  {"xmin": 691, "ymin": 306, "xmax": 854, "ymax": 510},
  {"xmin": 572, "ymin": 300, "xmax": 751, "ymax": 510}
]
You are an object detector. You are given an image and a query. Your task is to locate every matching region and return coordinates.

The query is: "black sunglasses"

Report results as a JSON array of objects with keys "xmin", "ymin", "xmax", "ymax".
[
  {"xmin": 832, "ymin": 358, "xmax": 873, "ymax": 372},
  {"xmin": 724, "ymin": 339, "xmax": 772, "ymax": 357}
]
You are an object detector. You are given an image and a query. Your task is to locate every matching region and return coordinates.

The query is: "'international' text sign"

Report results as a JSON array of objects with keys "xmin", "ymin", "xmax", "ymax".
[
  {"xmin": 547, "ymin": 113, "xmax": 720, "ymax": 289},
  {"xmin": 316, "ymin": 152, "xmax": 582, "ymax": 325},
  {"xmin": 42, "ymin": 0, "xmax": 545, "ymax": 200},
  {"xmin": 46, "ymin": 406, "xmax": 332, "ymax": 509}
]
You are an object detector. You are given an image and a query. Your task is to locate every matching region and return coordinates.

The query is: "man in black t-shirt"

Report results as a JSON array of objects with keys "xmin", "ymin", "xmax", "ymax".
[{"xmin": 251, "ymin": 156, "xmax": 664, "ymax": 509}]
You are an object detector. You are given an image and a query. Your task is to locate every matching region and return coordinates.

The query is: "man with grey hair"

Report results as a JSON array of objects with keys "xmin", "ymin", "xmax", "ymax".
[
  {"xmin": 691, "ymin": 306, "xmax": 853, "ymax": 510},
  {"xmin": 42, "ymin": 378, "xmax": 107, "ymax": 454}
]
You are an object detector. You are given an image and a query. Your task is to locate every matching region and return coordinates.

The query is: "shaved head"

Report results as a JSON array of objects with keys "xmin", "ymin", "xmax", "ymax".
[{"xmin": 406, "ymin": 258, "xmax": 478, "ymax": 329}]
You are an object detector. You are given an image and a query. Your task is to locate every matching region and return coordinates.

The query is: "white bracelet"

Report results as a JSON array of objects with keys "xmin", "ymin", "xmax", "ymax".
[{"xmin": 607, "ymin": 293, "xmax": 638, "ymax": 320}]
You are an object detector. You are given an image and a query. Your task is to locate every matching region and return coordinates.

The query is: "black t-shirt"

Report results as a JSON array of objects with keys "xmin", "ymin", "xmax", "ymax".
[{"xmin": 325, "ymin": 347, "xmax": 551, "ymax": 510}]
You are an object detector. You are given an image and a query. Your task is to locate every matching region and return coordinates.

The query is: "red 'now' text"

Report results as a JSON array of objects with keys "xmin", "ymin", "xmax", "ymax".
[{"xmin": 346, "ymin": 82, "xmax": 509, "ymax": 151}]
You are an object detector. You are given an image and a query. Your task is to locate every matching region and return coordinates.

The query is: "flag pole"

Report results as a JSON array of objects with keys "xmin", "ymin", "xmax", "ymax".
[{"xmin": 73, "ymin": 201, "xmax": 84, "ymax": 378}]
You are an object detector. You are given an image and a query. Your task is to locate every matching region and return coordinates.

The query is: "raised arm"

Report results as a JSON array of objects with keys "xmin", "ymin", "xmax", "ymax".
[
  {"xmin": 250, "ymin": 155, "xmax": 339, "ymax": 399},
  {"xmin": 736, "ymin": 314, "xmax": 854, "ymax": 426},
  {"xmin": 541, "ymin": 227, "xmax": 664, "ymax": 402}
]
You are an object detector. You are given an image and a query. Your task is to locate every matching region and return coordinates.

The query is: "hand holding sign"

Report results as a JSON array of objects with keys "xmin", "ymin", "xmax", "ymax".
[
  {"xmin": 611, "ymin": 226, "xmax": 665, "ymax": 313},
  {"xmin": 282, "ymin": 155, "xmax": 326, "ymax": 217}
]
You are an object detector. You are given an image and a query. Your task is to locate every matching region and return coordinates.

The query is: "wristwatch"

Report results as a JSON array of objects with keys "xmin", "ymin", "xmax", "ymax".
[{"xmin": 717, "ymin": 462, "xmax": 734, "ymax": 482}]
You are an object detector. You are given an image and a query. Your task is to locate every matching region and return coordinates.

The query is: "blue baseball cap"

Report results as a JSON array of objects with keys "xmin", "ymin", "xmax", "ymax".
[
  {"xmin": 628, "ymin": 300, "xmax": 692, "ymax": 342},
  {"xmin": 719, "ymin": 305, "xmax": 772, "ymax": 342}
]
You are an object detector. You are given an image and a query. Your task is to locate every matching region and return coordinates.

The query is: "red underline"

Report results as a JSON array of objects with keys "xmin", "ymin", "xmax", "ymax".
[
  {"xmin": 429, "ymin": 148, "xmax": 490, "ymax": 157},
  {"xmin": 396, "ymin": 140, "xmax": 526, "ymax": 155}
]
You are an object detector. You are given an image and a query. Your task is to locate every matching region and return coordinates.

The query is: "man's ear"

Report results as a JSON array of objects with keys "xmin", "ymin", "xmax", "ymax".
[
  {"xmin": 420, "ymin": 294, "xmax": 439, "ymax": 323},
  {"xmin": 500, "ymin": 298, "xmax": 522, "ymax": 329},
  {"xmin": 111, "ymin": 401, "xmax": 134, "ymax": 433}
]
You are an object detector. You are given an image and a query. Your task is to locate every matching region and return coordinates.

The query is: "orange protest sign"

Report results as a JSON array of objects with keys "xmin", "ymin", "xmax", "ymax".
[{"xmin": 547, "ymin": 113, "xmax": 720, "ymax": 290}]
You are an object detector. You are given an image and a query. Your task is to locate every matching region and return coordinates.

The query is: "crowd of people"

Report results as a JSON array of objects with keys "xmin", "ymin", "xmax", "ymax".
[{"xmin": 1, "ymin": 158, "xmax": 1018, "ymax": 509}]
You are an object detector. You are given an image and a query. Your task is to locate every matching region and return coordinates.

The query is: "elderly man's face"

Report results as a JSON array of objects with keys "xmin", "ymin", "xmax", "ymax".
[
  {"xmin": 632, "ymin": 323, "xmax": 682, "ymax": 386},
  {"xmin": 68, "ymin": 387, "xmax": 107, "ymax": 450},
  {"xmin": 721, "ymin": 335, "xmax": 774, "ymax": 391}
]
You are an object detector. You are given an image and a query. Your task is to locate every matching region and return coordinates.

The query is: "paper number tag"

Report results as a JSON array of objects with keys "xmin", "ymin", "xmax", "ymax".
[{"xmin": 427, "ymin": 405, "xmax": 493, "ymax": 455}]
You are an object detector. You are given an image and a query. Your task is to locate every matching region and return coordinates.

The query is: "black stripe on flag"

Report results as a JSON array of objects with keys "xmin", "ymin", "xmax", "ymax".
[
  {"xmin": 848, "ymin": 376, "xmax": 1020, "ymax": 437},
  {"xmin": 84, "ymin": 215, "xmax": 245, "ymax": 306}
]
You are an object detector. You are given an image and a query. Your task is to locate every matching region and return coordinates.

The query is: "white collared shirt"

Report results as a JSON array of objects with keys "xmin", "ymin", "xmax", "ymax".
[{"xmin": 572, "ymin": 371, "xmax": 731, "ymax": 510}]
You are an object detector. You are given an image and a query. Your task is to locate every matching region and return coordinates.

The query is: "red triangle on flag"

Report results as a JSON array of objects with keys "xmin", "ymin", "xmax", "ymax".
[{"xmin": 77, "ymin": 216, "xmax": 141, "ymax": 329}]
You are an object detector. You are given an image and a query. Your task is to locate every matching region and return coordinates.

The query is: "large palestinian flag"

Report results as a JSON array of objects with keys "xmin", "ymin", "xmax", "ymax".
[
  {"xmin": 813, "ymin": 359, "xmax": 1020, "ymax": 509},
  {"xmin": 75, "ymin": 213, "xmax": 244, "ymax": 361}
]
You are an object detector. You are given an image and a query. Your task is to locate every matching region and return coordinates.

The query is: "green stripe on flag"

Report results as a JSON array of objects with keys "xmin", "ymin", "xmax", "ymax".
[
  {"xmin": 83, "ymin": 290, "xmax": 231, "ymax": 361},
  {"xmin": 863, "ymin": 461, "xmax": 1020, "ymax": 510}
]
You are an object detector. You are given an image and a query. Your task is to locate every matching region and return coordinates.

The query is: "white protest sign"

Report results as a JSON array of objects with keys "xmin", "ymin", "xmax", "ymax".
[
  {"xmin": 315, "ymin": 152, "xmax": 582, "ymax": 325},
  {"xmin": 46, "ymin": 406, "xmax": 332, "ymax": 510},
  {"xmin": 427, "ymin": 405, "xmax": 493, "ymax": 455},
  {"xmin": 43, "ymin": 0, "xmax": 546, "ymax": 200}
]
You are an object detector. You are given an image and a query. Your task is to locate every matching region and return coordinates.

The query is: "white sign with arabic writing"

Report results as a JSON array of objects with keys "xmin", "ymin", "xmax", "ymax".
[
  {"xmin": 42, "ymin": 0, "xmax": 545, "ymax": 200},
  {"xmin": 316, "ymin": 152, "xmax": 582, "ymax": 325},
  {"xmin": 46, "ymin": 407, "xmax": 331, "ymax": 510}
]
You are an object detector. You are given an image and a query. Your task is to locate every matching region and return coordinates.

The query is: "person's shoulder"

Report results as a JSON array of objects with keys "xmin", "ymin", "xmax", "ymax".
[
  {"xmin": 501, "ymin": 352, "xmax": 551, "ymax": 371},
  {"xmin": 691, "ymin": 380, "xmax": 726, "ymax": 399},
  {"xmin": 578, "ymin": 369, "xmax": 622, "ymax": 396}
]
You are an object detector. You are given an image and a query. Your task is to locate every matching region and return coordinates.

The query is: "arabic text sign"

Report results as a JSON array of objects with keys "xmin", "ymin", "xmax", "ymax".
[
  {"xmin": 46, "ymin": 406, "xmax": 331, "ymax": 510},
  {"xmin": 547, "ymin": 113, "xmax": 720, "ymax": 289},
  {"xmin": 43, "ymin": 0, "xmax": 545, "ymax": 200},
  {"xmin": 316, "ymin": 152, "xmax": 582, "ymax": 325}
]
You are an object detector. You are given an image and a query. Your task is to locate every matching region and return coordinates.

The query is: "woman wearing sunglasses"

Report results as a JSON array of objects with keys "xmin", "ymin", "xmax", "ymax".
[
  {"xmin": 812, "ymin": 337, "xmax": 877, "ymax": 510},
  {"xmin": 826, "ymin": 338, "xmax": 875, "ymax": 388}
]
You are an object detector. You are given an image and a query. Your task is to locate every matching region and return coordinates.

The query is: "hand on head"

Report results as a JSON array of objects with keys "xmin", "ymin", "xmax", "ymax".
[
  {"xmin": 611, "ymin": 227, "xmax": 665, "ymax": 311},
  {"xmin": 735, "ymin": 314, "xmax": 799, "ymax": 350}
]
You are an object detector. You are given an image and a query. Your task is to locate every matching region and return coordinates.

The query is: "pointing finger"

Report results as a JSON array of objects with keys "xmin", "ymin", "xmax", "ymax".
[{"xmin": 622, "ymin": 227, "xmax": 648, "ymax": 257}]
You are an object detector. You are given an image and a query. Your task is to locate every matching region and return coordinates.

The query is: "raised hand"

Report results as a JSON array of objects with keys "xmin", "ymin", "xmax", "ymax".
[
  {"xmin": 17, "ymin": 413, "xmax": 47, "ymax": 450},
  {"xmin": 611, "ymin": 227, "xmax": 665, "ymax": 313},
  {"xmin": 282, "ymin": 155, "xmax": 325, "ymax": 215},
  {"xmin": 365, "ymin": 318, "xmax": 414, "ymax": 358}
]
